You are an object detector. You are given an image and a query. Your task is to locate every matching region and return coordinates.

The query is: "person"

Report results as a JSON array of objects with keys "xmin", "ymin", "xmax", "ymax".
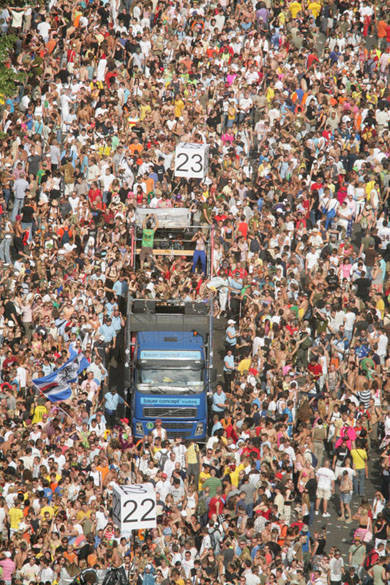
[
  {"xmin": 329, "ymin": 549, "xmax": 344, "ymax": 585},
  {"xmin": 211, "ymin": 384, "xmax": 226, "ymax": 416},
  {"xmin": 339, "ymin": 470, "xmax": 353, "ymax": 523},
  {"xmin": 315, "ymin": 460, "xmax": 336, "ymax": 518},
  {"xmin": 223, "ymin": 350, "xmax": 235, "ymax": 393},
  {"xmin": 102, "ymin": 387, "xmax": 125, "ymax": 428},
  {"xmin": 350, "ymin": 439, "xmax": 368, "ymax": 497},
  {"xmin": 225, "ymin": 320, "xmax": 237, "ymax": 352},
  {"xmin": 192, "ymin": 231, "xmax": 207, "ymax": 274},
  {"xmin": 140, "ymin": 213, "xmax": 158, "ymax": 269}
]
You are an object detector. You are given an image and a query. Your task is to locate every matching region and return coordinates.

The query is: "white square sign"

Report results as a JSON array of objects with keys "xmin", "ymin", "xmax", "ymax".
[
  {"xmin": 174, "ymin": 142, "xmax": 209, "ymax": 179},
  {"xmin": 112, "ymin": 483, "xmax": 156, "ymax": 533}
]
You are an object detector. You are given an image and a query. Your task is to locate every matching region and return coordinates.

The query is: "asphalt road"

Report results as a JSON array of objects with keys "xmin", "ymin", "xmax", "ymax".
[{"xmin": 310, "ymin": 456, "xmax": 379, "ymax": 559}]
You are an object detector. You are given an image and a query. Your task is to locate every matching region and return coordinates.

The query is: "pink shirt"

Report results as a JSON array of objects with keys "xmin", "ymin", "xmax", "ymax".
[{"xmin": 0, "ymin": 558, "xmax": 16, "ymax": 582}]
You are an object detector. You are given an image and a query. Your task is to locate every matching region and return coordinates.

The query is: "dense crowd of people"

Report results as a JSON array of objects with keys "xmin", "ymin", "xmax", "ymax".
[{"xmin": 0, "ymin": 0, "xmax": 390, "ymax": 584}]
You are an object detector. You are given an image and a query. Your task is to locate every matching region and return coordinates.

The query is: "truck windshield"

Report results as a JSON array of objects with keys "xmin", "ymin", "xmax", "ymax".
[{"xmin": 138, "ymin": 366, "xmax": 203, "ymax": 392}]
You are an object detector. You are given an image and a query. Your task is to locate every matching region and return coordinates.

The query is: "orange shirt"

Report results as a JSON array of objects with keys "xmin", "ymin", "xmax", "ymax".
[
  {"xmin": 129, "ymin": 143, "xmax": 143, "ymax": 155},
  {"xmin": 96, "ymin": 464, "xmax": 109, "ymax": 483},
  {"xmin": 64, "ymin": 551, "xmax": 77, "ymax": 564},
  {"xmin": 46, "ymin": 38, "xmax": 57, "ymax": 54},
  {"xmin": 143, "ymin": 177, "xmax": 154, "ymax": 194},
  {"xmin": 377, "ymin": 20, "xmax": 387, "ymax": 38}
]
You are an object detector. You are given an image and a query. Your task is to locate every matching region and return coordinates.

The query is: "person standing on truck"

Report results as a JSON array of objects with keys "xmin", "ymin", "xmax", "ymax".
[
  {"xmin": 191, "ymin": 231, "xmax": 207, "ymax": 275},
  {"xmin": 140, "ymin": 213, "xmax": 158, "ymax": 269}
]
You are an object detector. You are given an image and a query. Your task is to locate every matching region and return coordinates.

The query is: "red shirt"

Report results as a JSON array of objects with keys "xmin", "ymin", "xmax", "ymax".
[
  {"xmin": 237, "ymin": 221, "xmax": 249, "ymax": 239},
  {"xmin": 88, "ymin": 188, "xmax": 102, "ymax": 203},
  {"xmin": 208, "ymin": 496, "xmax": 224, "ymax": 518},
  {"xmin": 308, "ymin": 362, "xmax": 322, "ymax": 379}
]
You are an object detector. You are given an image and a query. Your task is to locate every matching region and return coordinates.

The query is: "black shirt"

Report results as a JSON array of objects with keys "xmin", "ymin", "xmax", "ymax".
[
  {"xmin": 21, "ymin": 204, "xmax": 34, "ymax": 223},
  {"xmin": 355, "ymin": 277, "xmax": 371, "ymax": 300},
  {"xmin": 334, "ymin": 445, "xmax": 350, "ymax": 466}
]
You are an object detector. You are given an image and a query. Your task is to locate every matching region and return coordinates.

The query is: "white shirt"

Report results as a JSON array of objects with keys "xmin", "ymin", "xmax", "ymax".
[
  {"xmin": 316, "ymin": 466, "xmax": 335, "ymax": 490},
  {"xmin": 378, "ymin": 333, "xmax": 388, "ymax": 356}
]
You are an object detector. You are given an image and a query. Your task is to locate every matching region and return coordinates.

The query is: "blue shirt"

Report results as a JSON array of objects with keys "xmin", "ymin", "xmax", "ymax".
[
  {"xmin": 113, "ymin": 279, "xmax": 128, "ymax": 298},
  {"xmin": 225, "ymin": 325, "xmax": 237, "ymax": 346},
  {"xmin": 112, "ymin": 314, "xmax": 122, "ymax": 332},
  {"xmin": 104, "ymin": 392, "xmax": 124, "ymax": 412},
  {"xmin": 224, "ymin": 354, "xmax": 234, "ymax": 372},
  {"xmin": 211, "ymin": 421, "xmax": 223, "ymax": 435},
  {"xmin": 99, "ymin": 323, "xmax": 116, "ymax": 343},
  {"xmin": 212, "ymin": 390, "xmax": 226, "ymax": 412}
]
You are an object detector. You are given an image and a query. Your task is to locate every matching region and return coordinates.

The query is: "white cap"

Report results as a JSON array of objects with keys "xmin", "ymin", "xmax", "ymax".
[{"xmin": 227, "ymin": 319, "xmax": 236, "ymax": 324}]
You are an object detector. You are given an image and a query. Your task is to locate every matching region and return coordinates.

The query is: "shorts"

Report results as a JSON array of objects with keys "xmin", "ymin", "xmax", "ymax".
[
  {"xmin": 316, "ymin": 487, "xmax": 331, "ymax": 500},
  {"xmin": 340, "ymin": 492, "xmax": 352, "ymax": 504},
  {"xmin": 140, "ymin": 247, "xmax": 153, "ymax": 263}
]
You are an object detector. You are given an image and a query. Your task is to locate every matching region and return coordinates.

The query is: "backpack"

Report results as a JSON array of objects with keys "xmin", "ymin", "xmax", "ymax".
[
  {"xmin": 159, "ymin": 449, "xmax": 169, "ymax": 470},
  {"xmin": 364, "ymin": 549, "xmax": 378, "ymax": 571},
  {"xmin": 197, "ymin": 495, "xmax": 207, "ymax": 518}
]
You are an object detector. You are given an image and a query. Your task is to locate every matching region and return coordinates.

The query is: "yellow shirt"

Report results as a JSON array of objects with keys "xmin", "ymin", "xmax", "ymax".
[
  {"xmin": 308, "ymin": 1, "xmax": 321, "ymax": 17},
  {"xmin": 31, "ymin": 405, "xmax": 47, "ymax": 424},
  {"xmin": 198, "ymin": 471, "xmax": 211, "ymax": 491},
  {"xmin": 376, "ymin": 297, "xmax": 385, "ymax": 319},
  {"xmin": 351, "ymin": 448, "xmax": 367, "ymax": 470},
  {"xmin": 174, "ymin": 99, "xmax": 185, "ymax": 118},
  {"xmin": 186, "ymin": 443, "xmax": 199, "ymax": 465},
  {"xmin": 289, "ymin": 1, "xmax": 302, "ymax": 18},
  {"xmin": 8, "ymin": 507, "xmax": 23, "ymax": 530},
  {"xmin": 365, "ymin": 180, "xmax": 375, "ymax": 200},
  {"xmin": 266, "ymin": 87, "xmax": 274, "ymax": 103},
  {"xmin": 229, "ymin": 463, "xmax": 246, "ymax": 488},
  {"xmin": 76, "ymin": 509, "xmax": 91, "ymax": 522},
  {"xmin": 237, "ymin": 357, "xmax": 251, "ymax": 374},
  {"xmin": 40, "ymin": 505, "xmax": 54, "ymax": 519},
  {"xmin": 140, "ymin": 104, "xmax": 151, "ymax": 121}
]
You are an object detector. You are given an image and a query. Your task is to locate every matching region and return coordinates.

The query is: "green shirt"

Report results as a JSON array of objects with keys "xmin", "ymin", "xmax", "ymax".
[
  {"xmin": 202, "ymin": 476, "xmax": 222, "ymax": 498},
  {"xmin": 142, "ymin": 228, "xmax": 155, "ymax": 248}
]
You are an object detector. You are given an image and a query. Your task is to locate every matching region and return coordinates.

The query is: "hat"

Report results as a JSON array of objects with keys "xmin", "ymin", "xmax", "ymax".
[
  {"xmin": 3, "ymin": 552, "xmax": 11, "ymax": 558},
  {"xmin": 227, "ymin": 319, "xmax": 236, "ymax": 324},
  {"xmin": 120, "ymin": 418, "xmax": 129, "ymax": 424},
  {"xmin": 161, "ymin": 472, "xmax": 167, "ymax": 479}
]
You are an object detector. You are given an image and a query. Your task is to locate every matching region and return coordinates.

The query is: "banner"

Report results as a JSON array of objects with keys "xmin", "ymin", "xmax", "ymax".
[{"xmin": 32, "ymin": 349, "xmax": 89, "ymax": 402}]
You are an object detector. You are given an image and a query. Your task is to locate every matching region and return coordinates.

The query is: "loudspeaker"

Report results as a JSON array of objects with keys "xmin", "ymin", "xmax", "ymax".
[
  {"xmin": 133, "ymin": 300, "xmax": 155, "ymax": 314},
  {"xmin": 185, "ymin": 302, "xmax": 208, "ymax": 315}
]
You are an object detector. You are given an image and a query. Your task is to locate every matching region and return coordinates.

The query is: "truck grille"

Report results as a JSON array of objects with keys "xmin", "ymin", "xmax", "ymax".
[
  {"xmin": 163, "ymin": 422, "xmax": 194, "ymax": 430},
  {"xmin": 143, "ymin": 407, "xmax": 197, "ymax": 418},
  {"xmin": 164, "ymin": 422, "xmax": 194, "ymax": 438}
]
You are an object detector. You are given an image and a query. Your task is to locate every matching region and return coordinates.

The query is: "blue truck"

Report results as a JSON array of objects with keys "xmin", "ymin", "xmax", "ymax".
[{"xmin": 125, "ymin": 299, "xmax": 214, "ymax": 440}]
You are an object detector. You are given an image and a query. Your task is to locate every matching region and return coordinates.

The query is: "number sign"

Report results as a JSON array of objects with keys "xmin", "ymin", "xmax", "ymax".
[
  {"xmin": 174, "ymin": 143, "xmax": 209, "ymax": 179},
  {"xmin": 112, "ymin": 484, "xmax": 156, "ymax": 532}
]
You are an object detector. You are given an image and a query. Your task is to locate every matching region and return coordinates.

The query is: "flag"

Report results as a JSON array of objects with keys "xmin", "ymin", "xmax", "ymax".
[{"xmin": 32, "ymin": 349, "xmax": 89, "ymax": 402}]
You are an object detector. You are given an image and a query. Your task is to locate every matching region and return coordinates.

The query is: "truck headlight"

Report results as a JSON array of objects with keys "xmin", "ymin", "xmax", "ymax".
[
  {"xmin": 135, "ymin": 422, "xmax": 144, "ymax": 435},
  {"xmin": 195, "ymin": 423, "xmax": 204, "ymax": 436}
]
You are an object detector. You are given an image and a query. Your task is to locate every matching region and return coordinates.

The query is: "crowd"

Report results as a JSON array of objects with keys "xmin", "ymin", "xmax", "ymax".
[{"xmin": 0, "ymin": 0, "xmax": 390, "ymax": 584}]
